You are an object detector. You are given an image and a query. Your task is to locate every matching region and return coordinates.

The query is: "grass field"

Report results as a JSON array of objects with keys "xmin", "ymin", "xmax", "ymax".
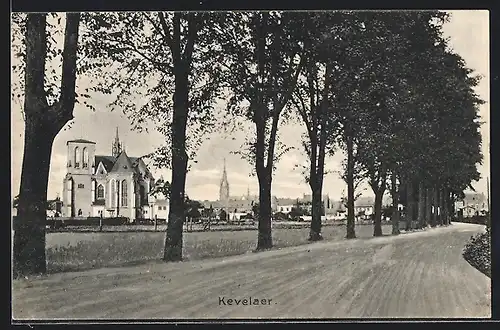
[{"xmin": 45, "ymin": 224, "xmax": 393, "ymax": 273}]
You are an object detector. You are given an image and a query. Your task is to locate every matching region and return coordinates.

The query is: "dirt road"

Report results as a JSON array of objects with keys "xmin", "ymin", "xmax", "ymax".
[{"xmin": 12, "ymin": 222, "xmax": 490, "ymax": 319}]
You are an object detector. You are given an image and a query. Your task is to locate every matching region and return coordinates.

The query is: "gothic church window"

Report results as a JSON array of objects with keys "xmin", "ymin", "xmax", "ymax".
[
  {"xmin": 97, "ymin": 184, "xmax": 105, "ymax": 199},
  {"xmin": 140, "ymin": 186, "xmax": 146, "ymax": 205},
  {"xmin": 74, "ymin": 147, "xmax": 80, "ymax": 168},
  {"xmin": 121, "ymin": 180, "xmax": 128, "ymax": 206},
  {"xmin": 82, "ymin": 147, "xmax": 89, "ymax": 168},
  {"xmin": 110, "ymin": 179, "xmax": 116, "ymax": 207}
]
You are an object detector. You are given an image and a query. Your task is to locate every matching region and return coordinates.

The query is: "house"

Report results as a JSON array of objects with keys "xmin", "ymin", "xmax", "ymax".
[
  {"xmin": 456, "ymin": 192, "xmax": 488, "ymax": 218},
  {"xmin": 354, "ymin": 196, "xmax": 374, "ymax": 217},
  {"xmin": 274, "ymin": 198, "xmax": 297, "ymax": 214}
]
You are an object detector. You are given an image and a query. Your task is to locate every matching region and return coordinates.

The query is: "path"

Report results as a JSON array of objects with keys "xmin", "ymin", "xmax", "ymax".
[{"xmin": 12, "ymin": 222, "xmax": 490, "ymax": 319}]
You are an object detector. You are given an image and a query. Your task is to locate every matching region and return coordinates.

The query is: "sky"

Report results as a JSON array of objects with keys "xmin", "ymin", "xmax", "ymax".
[{"xmin": 10, "ymin": 10, "xmax": 490, "ymax": 202}]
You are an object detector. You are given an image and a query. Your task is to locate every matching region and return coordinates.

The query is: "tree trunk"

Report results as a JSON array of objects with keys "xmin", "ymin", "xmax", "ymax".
[
  {"xmin": 432, "ymin": 187, "xmax": 438, "ymax": 227},
  {"xmin": 429, "ymin": 187, "xmax": 437, "ymax": 227},
  {"xmin": 425, "ymin": 187, "xmax": 432, "ymax": 228},
  {"xmin": 257, "ymin": 172, "xmax": 273, "ymax": 250},
  {"xmin": 437, "ymin": 188, "xmax": 443, "ymax": 226},
  {"xmin": 163, "ymin": 70, "xmax": 189, "ymax": 262},
  {"xmin": 306, "ymin": 63, "xmax": 330, "ymax": 242},
  {"xmin": 391, "ymin": 172, "xmax": 400, "ymax": 235},
  {"xmin": 254, "ymin": 13, "xmax": 273, "ymax": 251},
  {"xmin": 309, "ymin": 182, "xmax": 323, "ymax": 241},
  {"xmin": 417, "ymin": 182, "xmax": 425, "ymax": 229},
  {"xmin": 14, "ymin": 123, "xmax": 56, "ymax": 277},
  {"xmin": 346, "ymin": 134, "xmax": 356, "ymax": 239},
  {"xmin": 448, "ymin": 192, "xmax": 455, "ymax": 224},
  {"xmin": 373, "ymin": 188, "xmax": 384, "ymax": 237},
  {"xmin": 13, "ymin": 13, "xmax": 80, "ymax": 278},
  {"xmin": 405, "ymin": 180, "xmax": 413, "ymax": 231},
  {"xmin": 441, "ymin": 188, "xmax": 448, "ymax": 226}
]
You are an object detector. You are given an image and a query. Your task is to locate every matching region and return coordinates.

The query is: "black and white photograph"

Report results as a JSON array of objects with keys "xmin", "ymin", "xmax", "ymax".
[{"xmin": 11, "ymin": 9, "xmax": 491, "ymax": 320}]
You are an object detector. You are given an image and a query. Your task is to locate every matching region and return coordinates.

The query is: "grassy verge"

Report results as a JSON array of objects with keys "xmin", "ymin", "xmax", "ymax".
[
  {"xmin": 463, "ymin": 227, "xmax": 491, "ymax": 278},
  {"xmin": 45, "ymin": 221, "xmax": 348, "ymax": 233},
  {"xmin": 46, "ymin": 224, "xmax": 392, "ymax": 273}
]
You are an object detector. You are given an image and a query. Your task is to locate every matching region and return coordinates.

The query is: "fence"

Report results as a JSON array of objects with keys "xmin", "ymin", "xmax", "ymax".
[{"xmin": 46, "ymin": 216, "xmax": 130, "ymax": 228}]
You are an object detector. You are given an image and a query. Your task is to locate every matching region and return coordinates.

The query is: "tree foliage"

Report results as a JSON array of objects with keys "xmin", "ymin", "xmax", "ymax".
[
  {"xmin": 221, "ymin": 11, "xmax": 305, "ymax": 249},
  {"xmin": 80, "ymin": 12, "xmax": 229, "ymax": 167}
]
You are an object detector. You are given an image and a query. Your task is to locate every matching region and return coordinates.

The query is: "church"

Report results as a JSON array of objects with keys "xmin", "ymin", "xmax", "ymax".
[
  {"xmin": 61, "ymin": 128, "xmax": 166, "ymax": 220},
  {"xmin": 201, "ymin": 159, "xmax": 261, "ymax": 219}
]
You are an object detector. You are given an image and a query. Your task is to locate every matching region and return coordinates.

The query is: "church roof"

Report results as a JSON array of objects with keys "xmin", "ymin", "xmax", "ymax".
[
  {"xmin": 67, "ymin": 139, "xmax": 96, "ymax": 145},
  {"xmin": 95, "ymin": 155, "xmax": 116, "ymax": 172},
  {"xmin": 95, "ymin": 154, "xmax": 140, "ymax": 173},
  {"xmin": 111, "ymin": 151, "xmax": 135, "ymax": 173}
]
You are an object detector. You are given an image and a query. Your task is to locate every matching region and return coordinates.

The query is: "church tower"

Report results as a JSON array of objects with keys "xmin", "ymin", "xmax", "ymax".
[
  {"xmin": 219, "ymin": 158, "xmax": 230, "ymax": 202},
  {"xmin": 112, "ymin": 127, "xmax": 122, "ymax": 158},
  {"xmin": 62, "ymin": 139, "xmax": 96, "ymax": 217}
]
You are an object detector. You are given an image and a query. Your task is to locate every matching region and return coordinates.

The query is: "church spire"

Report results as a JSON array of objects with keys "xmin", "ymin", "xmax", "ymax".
[
  {"xmin": 112, "ymin": 127, "xmax": 122, "ymax": 157},
  {"xmin": 219, "ymin": 158, "xmax": 229, "ymax": 201}
]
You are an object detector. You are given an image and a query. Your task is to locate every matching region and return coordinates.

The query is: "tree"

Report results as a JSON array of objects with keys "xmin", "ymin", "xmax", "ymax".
[
  {"xmin": 81, "ymin": 12, "xmax": 229, "ymax": 261},
  {"xmin": 219, "ymin": 209, "xmax": 227, "ymax": 222},
  {"xmin": 222, "ymin": 12, "xmax": 304, "ymax": 250},
  {"xmin": 12, "ymin": 13, "xmax": 81, "ymax": 278},
  {"xmin": 150, "ymin": 178, "xmax": 171, "ymax": 198},
  {"xmin": 339, "ymin": 12, "xmax": 438, "ymax": 236},
  {"xmin": 201, "ymin": 205, "xmax": 214, "ymax": 218},
  {"xmin": 185, "ymin": 197, "xmax": 202, "ymax": 220},
  {"xmin": 251, "ymin": 202, "xmax": 260, "ymax": 219},
  {"xmin": 398, "ymin": 16, "xmax": 483, "ymax": 230},
  {"xmin": 291, "ymin": 13, "xmax": 346, "ymax": 241},
  {"xmin": 326, "ymin": 11, "xmax": 390, "ymax": 239},
  {"xmin": 345, "ymin": 11, "xmax": 478, "ymax": 236}
]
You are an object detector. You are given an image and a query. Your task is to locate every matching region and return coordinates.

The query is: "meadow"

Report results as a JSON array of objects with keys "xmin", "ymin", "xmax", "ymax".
[{"xmin": 45, "ymin": 224, "xmax": 393, "ymax": 273}]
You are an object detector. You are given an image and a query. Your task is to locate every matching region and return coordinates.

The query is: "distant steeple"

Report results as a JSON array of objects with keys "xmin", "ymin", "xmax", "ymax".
[
  {"xmin": 112, "ymin": 127, "xmax": 122, "ymax": 157},
  {"xmin": 219, "ymin": 158, "xmax": 230, "ymax": 201}
]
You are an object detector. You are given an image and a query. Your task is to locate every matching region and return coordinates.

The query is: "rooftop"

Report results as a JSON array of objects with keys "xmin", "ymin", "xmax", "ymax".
[{"xmin": 67, "ymin": 139, "xmax": 96, "ymax": 145}]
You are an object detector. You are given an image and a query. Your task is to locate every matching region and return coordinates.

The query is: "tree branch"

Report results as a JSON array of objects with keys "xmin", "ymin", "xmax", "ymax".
[
  {"xmin": 158, "ymin": 12, "xmax": 175, "ymax": 52},
  {"xmin": 119, "ymin": 40, "xmax": 173, "ymax": 74},
  {"xmin": 182, "ymin": 13, "xmax": 201, "ymax": 64},
  {"xmin": 293, "ymin": 89, "xmax": 313, "ymax": 138},
  {"xmin": 56, "ymin": 13, "xmax": 81, "ymax": 122},
  {"xmin": 24, "ymin": 13, "xmax": 49, "ymax": 112},
  {"xmin": 276, "ymin": 55, "xmax": 304, "ymax": 111}
]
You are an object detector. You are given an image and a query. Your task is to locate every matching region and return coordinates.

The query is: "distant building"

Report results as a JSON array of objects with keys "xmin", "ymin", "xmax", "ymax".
[
  {"xmin": 61, "ymin": 128, "xmax": 166, "ymax": 220},
  {"xmin": 456, "ymin": 192, "xmax": 487, "ymax": 218},
  {"xmin": 354, "ymin": 196, "xmax": 374, "ymax": 216},
  {"xmin": 273, "ymin": 194, "xmax": 347, "ymax": 219},
  {"xmin": 201, "ymin": 160, "xmax": 259, "ymax": 220},
  {"xmin": 275, "ymin": 198, "xmax": 297, "ymax": 214}
]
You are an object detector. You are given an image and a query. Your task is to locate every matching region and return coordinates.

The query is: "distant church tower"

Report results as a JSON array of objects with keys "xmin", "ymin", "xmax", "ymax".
[
  {"xmin": 112, "ymin": 127, "xmax": 122, "ymax": 158},
  {"xmin": 219, "ymin": 158, "xmax": 230, "ymax": 202}
]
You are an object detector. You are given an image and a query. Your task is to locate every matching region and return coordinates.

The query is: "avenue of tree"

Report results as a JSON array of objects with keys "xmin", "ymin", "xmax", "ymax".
[{"xmin": 12, "ymin": 11, "xmax": 483, "ymax": 277}]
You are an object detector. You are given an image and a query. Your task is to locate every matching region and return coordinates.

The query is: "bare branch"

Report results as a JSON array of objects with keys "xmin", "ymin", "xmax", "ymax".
[{"xmin": 158, "ymin": 12, "xmax": 175, "ymax": 51}]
